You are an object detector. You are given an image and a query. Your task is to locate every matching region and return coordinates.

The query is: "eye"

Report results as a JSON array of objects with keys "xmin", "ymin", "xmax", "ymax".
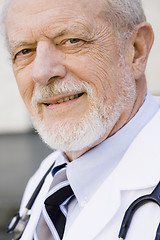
[
  {"xmin": 21, "ymin": 49, "xmax": 32, "ymax": 54},
  {"xmin": 18, "ymin": 48, "xmax": 32, "ymax": 56},
  {"xmin": 14, "ymin": 48, "xmax": 32, "ymax": 60},
  {"xmin": 54, "ymin": 37, "xmax": 86, "ymax": 53},
  {"xmin": 64, "ymin": 38, "xmax": 81, "ymax": 45}
]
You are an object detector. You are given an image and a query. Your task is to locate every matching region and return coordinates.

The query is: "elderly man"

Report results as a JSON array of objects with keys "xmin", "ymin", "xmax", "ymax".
[{"xmin": 5, "ymin": 0, "xmax": 160, "ymax": 239}]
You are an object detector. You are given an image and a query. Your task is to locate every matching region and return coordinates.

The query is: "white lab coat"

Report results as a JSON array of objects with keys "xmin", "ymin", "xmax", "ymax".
[{"xmin": 19, "ymin": 109, "xmax": 160, "ymax": 240}]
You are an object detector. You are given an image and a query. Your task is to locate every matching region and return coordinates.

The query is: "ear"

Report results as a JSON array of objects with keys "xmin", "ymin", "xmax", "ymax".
[{"xmin": 130, "ymin": 23, "xmax": 154, "ymax": 80}]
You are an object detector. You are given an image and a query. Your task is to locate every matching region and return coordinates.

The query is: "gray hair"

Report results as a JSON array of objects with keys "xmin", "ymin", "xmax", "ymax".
[{"xmin": 104, "ymin": 0, "xmax": 146, "ymax": 40}]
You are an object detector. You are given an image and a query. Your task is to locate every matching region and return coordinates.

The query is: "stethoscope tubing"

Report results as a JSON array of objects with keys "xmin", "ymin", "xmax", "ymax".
[
  {"xmin": 7, "ymin": 161, "xmax": 56, "ymax": 239},
  {"xmin": 119, "ymin": 181, "xmax": 160, "ymax": 239},
  {"xmin": 7, "ymin": 161, "xmax": 160, "ymax": 240}
]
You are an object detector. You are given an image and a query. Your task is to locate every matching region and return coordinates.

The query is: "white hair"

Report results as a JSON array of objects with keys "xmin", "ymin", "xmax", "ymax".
[{"xmin": 104, "ymin": 0, "xmax": 146, "ymax": 40}]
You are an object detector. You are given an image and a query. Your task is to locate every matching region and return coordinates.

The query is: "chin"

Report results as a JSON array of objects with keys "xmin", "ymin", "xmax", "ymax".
[{"xmin": 31, "ymin": 98, "xmax": 123, "ymax": 152}]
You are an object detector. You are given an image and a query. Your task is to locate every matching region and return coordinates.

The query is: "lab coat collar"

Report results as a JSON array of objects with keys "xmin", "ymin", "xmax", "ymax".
[
  {"xmin": 21, "ymin": 172, "xmax": 53, "ymax": 240},
  {"xmin": 113, "ymin": 109, "xmax": 160, "ymax": 191},
  {"xmin": 63, "ymin": 110, "xmax": 160, "ymax": 240}
]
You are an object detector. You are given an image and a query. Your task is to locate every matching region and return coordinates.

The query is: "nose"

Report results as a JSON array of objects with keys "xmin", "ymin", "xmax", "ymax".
[{"xmin": 32, "ymin": 41, "xmax": 67, "ymax": 85}]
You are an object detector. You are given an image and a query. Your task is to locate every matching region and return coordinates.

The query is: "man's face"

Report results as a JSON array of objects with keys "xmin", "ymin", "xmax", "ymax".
[{"xmin": 6, "ymin": 0, "xmax": 136, "ymax": 156}]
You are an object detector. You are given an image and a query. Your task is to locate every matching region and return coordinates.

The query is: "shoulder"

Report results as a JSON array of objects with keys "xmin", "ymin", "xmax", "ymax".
[
  {"xmin": 34, "ymin": 150, "xmax": 60, "ymax": 174},
  {"xmin": 29, "ymin": 150, "xmax": 60, "ymax": 182},
  {"xmin": 20, "ymin": 150, "xmax": 60, "ymax": 212},
  {"xmin": 153, "ymin": 95, "xmax": 160, "ymax": 106}
]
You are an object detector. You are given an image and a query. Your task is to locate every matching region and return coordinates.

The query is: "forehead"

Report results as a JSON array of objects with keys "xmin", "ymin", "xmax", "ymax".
[
  {"xmin": 7, "ymin": 0, "xmax": 106, "ymax": 30},
  {"xmin": 6, "ymin": 0, "xmax": 107, "ymax": 46},
  {"xmin": 8, "ymin": 0, "xmax": 105, "ymax": 13}
]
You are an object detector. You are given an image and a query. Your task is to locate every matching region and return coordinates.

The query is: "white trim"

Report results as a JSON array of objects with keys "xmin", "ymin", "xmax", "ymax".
[{"xmin": 43, "ymin": 207, "xmax": 61, "ymax": 240}]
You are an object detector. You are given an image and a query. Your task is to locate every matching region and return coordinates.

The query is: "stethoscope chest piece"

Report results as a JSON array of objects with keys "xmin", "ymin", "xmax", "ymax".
[
  {"xmin": 7, "ymin": 210, "xmax": 30, "ymax": 240},
  {"xmin": 7, "ymin": 162, "xmax": 56, "ymax": 240}
]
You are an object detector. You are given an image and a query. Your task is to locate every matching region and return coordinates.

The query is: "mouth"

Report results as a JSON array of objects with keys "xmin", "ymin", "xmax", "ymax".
[{"xmin": 42, "ymin": 92, "xmax": 84, "ymax": 106}]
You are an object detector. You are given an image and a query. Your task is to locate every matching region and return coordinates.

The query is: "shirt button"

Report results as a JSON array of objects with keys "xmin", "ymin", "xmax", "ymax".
[{"xmin": 80, "ymin": 200, "xmax": 87, "ymax": 208}]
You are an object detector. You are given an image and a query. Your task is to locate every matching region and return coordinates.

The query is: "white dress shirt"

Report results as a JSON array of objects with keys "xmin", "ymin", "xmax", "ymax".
[{"xmin": 50, "ymin": 90, "xmax": 159, "ymax": 235}]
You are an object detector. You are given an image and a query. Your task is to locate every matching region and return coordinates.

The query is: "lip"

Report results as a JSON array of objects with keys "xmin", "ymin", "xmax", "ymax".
[{"xmin": 40, "ymin": 92, "xmax": 85, "ymax": 109}]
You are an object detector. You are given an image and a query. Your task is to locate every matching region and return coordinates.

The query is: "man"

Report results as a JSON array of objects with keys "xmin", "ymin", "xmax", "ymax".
[{"xmin": 5, "ymin": 0, "xmax": 160, "ymax": 239}]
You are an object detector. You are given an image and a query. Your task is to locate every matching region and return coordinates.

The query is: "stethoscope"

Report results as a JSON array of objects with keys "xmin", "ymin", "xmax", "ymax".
[
  {"xmin": 7, "ymin": 162, "xmax": 56, "ymax": 240},
  {"xmin": 119, "ymin": 181, "xmax": 160, "ymax": 240},
  {"xmin": 7, "ymin": 162, "xmax": 160, "ymax": 240}
]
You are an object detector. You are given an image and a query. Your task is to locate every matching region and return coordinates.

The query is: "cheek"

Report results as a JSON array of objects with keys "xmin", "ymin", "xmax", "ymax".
[
  {"xmin": 13, "ymin": 66, "xmax": 35, "ymax": 111},
  {"xmin": 65, "ymin": 50, "xmax": 120, "ymax": 101}
]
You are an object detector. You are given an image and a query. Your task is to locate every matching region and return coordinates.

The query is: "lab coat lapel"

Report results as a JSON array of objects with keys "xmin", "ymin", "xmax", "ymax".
[
  {"xmin": 64, "ymin": 179, "xmax": 121, "ymax": 240},
  {"xmin": 113, "ymin": 109, "xmax": 160, "ymax": 191},
  {"xmin": 21, "ymin": 172, "xmax": 53, "ymax": 240},
  {"xmin": 64, "ymin": 110, "xmax": 160, "ymax": 240}
]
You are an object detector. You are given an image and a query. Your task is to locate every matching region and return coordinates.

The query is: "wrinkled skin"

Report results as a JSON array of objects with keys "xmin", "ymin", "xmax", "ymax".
[{"xmin": 6, "ymin": 0, "xmax": 153, "ymax": 160}]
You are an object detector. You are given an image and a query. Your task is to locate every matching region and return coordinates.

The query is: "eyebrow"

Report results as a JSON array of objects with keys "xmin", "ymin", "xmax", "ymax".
[
  {"xmin": 56, "ymin": 25, "xmax": 92, "ymax": 38},
  {"xmin": 9, "ymin": 23, "xmax": 93, "ymax": 52},
  {"xmin": 9, "ymin": 40, "xmax": 36, "ymax": 51}
]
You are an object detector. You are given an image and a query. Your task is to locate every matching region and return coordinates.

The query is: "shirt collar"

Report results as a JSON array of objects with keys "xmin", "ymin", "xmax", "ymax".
[{"xmin": 55, "ymin": 90, "xmax": 159, "ymax": 207}]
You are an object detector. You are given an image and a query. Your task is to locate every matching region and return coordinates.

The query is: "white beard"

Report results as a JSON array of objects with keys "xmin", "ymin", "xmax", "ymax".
[{"xmin": 31, "ymin": 69, "xmax": 136, "ymax": 152}]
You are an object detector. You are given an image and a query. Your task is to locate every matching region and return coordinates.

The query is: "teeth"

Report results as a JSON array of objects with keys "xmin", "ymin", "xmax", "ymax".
[
  {"xmin": 64, "ymin": 97, "xmax": 70, "ymax": 102},
  {"xmin": 74, "ymin": 94, "xmax": 78, "ymax": 99},
  {"xmin": 69, "ymin": 95, "xmax": 74, "ymax": 100},
  {"xmin": 57, "ymin": 98, "xmax": 64, "ymax": 104},
  {"xmin": 55, "ymin": 93, "xmax": 83, "ymax": 104}
]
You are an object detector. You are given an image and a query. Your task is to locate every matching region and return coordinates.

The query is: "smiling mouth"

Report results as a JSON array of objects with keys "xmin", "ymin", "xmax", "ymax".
[{"xmin": 43, "ymin": 93, "xmax": 84, "ymax": 106}]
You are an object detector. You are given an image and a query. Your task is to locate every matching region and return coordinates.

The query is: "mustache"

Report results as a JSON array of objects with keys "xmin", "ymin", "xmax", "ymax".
[{"xmin": 32, "ymin": 79, "xmax": 91, "ymax": 105}]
